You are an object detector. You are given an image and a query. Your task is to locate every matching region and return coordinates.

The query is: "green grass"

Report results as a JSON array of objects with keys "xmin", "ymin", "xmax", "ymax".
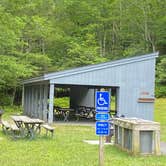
[
  {"xmin": 155, "ymin": 98, "xmax": 166, "ymax": 141},
  {"xmin": 0, "ymin": 98, "xmax": 165, "ymax": 166}
]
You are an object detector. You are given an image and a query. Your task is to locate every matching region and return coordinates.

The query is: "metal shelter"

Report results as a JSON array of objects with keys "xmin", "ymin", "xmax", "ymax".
[{"xmin": 22, "ymin": 52, "xmax": 158, "ymax": 123}]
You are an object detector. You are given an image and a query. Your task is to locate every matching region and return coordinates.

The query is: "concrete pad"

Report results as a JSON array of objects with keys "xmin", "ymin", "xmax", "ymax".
[
  {"xmin": 83, "ymin": 140, "xmax": 113, "ymax": 145},
  {"xmin": 54, "ymin": 121, "xmax": 95, "ymax": 127}
]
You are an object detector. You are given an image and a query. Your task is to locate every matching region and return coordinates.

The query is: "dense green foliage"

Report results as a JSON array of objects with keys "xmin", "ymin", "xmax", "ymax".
[
  {"xmin": 156, "ymin": 56, "xmax": 166, "ymax": 97},
  {"xmin": 54, "ymin": 97, "xmax": 69, "ymax": 108},
  {"xmin": 0, "ymin": 0, "xmax": 166, "ymax": 105}
]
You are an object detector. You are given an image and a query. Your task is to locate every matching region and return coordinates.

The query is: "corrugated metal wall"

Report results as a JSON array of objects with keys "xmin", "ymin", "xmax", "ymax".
[{"xmin": 24, "ymin": 84, "xmax": 48, "ymax": 121}]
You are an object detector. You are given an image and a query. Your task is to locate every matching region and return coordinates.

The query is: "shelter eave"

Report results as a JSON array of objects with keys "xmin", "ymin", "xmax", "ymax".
[{"xmin": 22, "ymin": 76, "xmax": 46, "ymax": 85}]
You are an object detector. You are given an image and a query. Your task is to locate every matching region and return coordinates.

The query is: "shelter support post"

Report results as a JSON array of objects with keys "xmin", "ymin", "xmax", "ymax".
[
  {"xmin": 31, "ymin": 86, "xmax": 35, "ymax": 117},
  {"xmin": 39, "ymin": 85, "xmax": 43, "ymax": 120},
  {"xmin": 43, "ymin": 84, "xmax": 48, "ymax": 122},
  {"xmin": 22, "ymin": 85, "xmax": 24, "ymax": 107},
  {"xmin": 48, "ymin": 84, "xmax": 54, "ymax": 124},
  {"xmin": 23, "ymin": 86, "xmax": 27, "ymax": 115},
  {"xmin": 27, "ymin": 86, "xmax": 31, "ymax": 116}
]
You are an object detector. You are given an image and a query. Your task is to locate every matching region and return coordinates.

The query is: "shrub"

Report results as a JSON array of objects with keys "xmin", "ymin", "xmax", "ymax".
[
  {"xmin": 54, "ymin": 97, "xmax": 69, "ymax": 108},
  {"xmin": 155, "ymin": 84, "xmax": 166, "ymax": 98}
]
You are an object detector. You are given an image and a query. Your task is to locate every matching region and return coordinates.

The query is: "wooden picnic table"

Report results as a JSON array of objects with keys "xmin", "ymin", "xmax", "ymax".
[
  {"xmin": 54, "ymin": 107, "xmax": 75, "ymax": 121},
  {"xmin": 57, "ymin": 108, "xmax": 75, "ymax": 121},
  {"xmin": 11, "ymin": 115, "xmax": 44, "ymax": 139}
]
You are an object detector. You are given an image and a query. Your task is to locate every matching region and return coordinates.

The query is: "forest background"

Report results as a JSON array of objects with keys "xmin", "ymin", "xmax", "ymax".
[{"xmin": 0, "ymin": 0, "xmax": 165, "ymax": 106}]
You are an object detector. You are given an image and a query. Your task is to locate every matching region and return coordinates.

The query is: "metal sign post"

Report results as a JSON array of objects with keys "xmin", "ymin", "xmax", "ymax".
[
  {"xmin": 99, "ymin": 136, "xmax": 104, "ymax": 166},
  {"xmin": 95, "ymin": 91, "xmax": 110, "ymax": 166}
]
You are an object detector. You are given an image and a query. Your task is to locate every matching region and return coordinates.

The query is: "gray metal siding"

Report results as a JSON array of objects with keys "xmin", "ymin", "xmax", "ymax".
[
  {"xmin": 70, "ymin": 87, "xmax": 95, "ymax": 108},
  {"xmin": 24, "ymin": 84, "xmax": 48, "ymax": 121}
]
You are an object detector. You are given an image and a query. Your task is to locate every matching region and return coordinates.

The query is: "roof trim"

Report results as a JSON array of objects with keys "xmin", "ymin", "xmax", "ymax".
[{"xmin": 22, "ymin": 52, "xmax": 159, "ymax": 84}]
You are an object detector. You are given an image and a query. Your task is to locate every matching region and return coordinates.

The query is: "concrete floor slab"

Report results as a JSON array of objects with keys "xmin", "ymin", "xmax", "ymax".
[{"xmin": 83, "ymin": 140, "xmax": 113, "ymax": 145}]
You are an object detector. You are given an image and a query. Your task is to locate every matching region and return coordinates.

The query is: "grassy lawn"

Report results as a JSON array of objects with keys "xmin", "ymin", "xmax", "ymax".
[
  {"xmin": 154, "ymin": 98, "xmax": 166, "ymax": 141},
  {"xmin": 0, "ymin": 98, "xmax": 166, "ymax": 166}
]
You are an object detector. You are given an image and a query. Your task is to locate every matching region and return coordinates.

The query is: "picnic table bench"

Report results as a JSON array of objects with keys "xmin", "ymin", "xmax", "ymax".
[
  {"xmin": 54, "ymin": 107, "xmax": 75, "ymax": 121},
  {"xmin": 2, "ymin": 120, "xmax": 20, "ymax": 138},
  {"xmin": 1, "ymin": 120, "xmax": 11, "ymax": 133},
  {"xmin": 42, "ymin": 124, "xmax": 54, "ymax": 137}
]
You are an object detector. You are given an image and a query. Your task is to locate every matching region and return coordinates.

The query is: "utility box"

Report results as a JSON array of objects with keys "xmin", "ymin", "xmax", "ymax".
[{"xmin": 113, "ymin": 118, "xmax": 160, "ymax": 155}]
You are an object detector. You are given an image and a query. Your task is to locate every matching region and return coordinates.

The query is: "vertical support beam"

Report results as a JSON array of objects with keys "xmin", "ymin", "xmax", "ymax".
[
  {"xmin": 29, "ymin": 86, "xmax": 32, "ymax": 117},
  {"xmin": 22, "ymin": 85, "xmax": 24, "ymax": 107},
  {"xmin": 25, "ymin": 86, "xmax": 28, "ymax": 115},
  {"xmin": 38, "ymin": 85, "xmax": 43, "ymax": 119},
  {"xmin": 109, "ymin": 88, "xmax": 111, "ymax": 111},
  {"xmin": 154, "ymin": 130, "xmax": 160, "ymax": 155},
  {"xmin": 27, "ymin": 86, "xmax": 30, "ymax": 116},
  {"xmin": 23, "ymin": 86, "xmax": 26, "ymax": 115},
  {"xmin": 37, "ymin": 86, "xmax": 40, "ymax": 118},
  {"xmin": 115, "ymin": 88, "xmax": 118, "ymax": 115},
  {"xmin": 43, "ymin": 84, "xmax": 48, "ymax": 122},
  {"xmin": 31, "ymin": 86, "xmax": 35, "ymax": 117},
  {"xmin": 132, "ymin": 130, "xmax": 140, "ymax": 155},
  {"xmin": 116, "ymin": 87, "xmax": 120, "ymax": 116},
  {"xmin": 34, "ymin": 86, "xmax": 38, "ymax": 118},
  {"xmin": 48, "ymin": 84, "xmax": 54, "ymax": 124}
]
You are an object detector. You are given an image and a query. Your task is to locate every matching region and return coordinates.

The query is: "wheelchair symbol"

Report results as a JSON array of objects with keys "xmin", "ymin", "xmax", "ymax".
[{"xmin": 97, "ymin": 93, "xmax": 108, "ymax": 106}]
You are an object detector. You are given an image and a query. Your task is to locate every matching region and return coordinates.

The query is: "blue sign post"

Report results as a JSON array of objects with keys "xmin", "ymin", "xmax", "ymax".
[{"xmin": 95, "ymin": 91, "xmax": 110, "ymax": 166}]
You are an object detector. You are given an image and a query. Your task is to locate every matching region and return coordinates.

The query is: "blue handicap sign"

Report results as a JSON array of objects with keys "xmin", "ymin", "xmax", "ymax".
[
  {"xmin": 96, "ymin": 121, "xmax": 110, "ymax": 136},
  {"xmin": 96, "ymin": 91, "xmax": 110, "ymax": 112},
  {"xmin": 95, "ymin": 113, "xmax": 110, "ymax": 121}
]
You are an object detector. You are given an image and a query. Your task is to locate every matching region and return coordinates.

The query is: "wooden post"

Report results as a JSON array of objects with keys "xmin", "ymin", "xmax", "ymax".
[
  {"xmin": 99, "ymin": 136, "xmax": 104, "ymax": 166},
  {"xmin": 154, "ymin": 130, "xmax": 160, "ymax": 155},
  {"xmin": 48, "ymin": 84, "xmax": 54, "ymax": 124},
  {"xmin": 99, "ymin": 88, "xmax": 105, "ymax": 166}
]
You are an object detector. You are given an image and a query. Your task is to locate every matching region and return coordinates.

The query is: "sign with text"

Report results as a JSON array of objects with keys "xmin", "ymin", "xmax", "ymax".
[
  {"xmin": 96, "ymin": 121, "xmax": 110, "ymax": 136},
  {"xmin": 96, "ymin": 91, "xmax": 110, "ymax": 112},
  {"xmin": 95, "ymin": 113, "xmax": 110, "ymax": 121}
]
